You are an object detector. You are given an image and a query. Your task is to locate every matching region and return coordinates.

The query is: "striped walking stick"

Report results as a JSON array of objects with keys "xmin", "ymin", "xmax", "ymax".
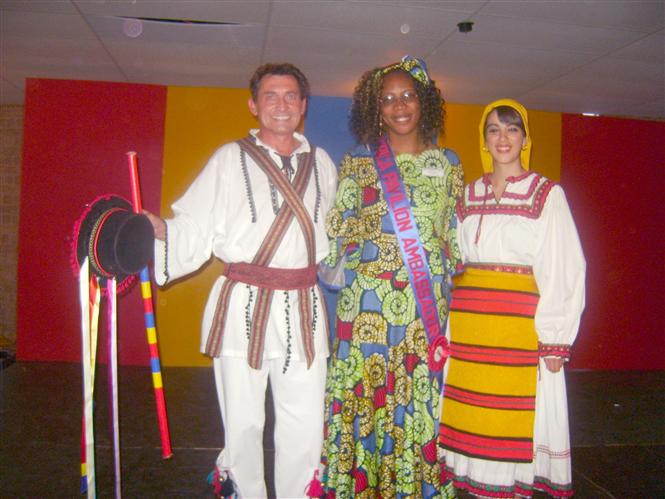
[{"xmin": 127, "ymin": 151, "xmax": 173, "ymax": 459}]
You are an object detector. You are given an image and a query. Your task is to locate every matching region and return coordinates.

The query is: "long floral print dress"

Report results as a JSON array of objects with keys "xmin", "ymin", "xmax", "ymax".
[{"xmin": 320, "ymin": 145, "xmax": 463, "ymax": 498}]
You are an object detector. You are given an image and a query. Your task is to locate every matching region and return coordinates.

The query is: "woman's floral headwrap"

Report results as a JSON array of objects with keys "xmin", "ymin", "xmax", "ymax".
[
  {"xmin": 380, "ymin": 55, "xmax": 431, "ymax": 86},
  {"xmin": 479, "ymin": 98, "xmax": 532, "ymax": 173}
]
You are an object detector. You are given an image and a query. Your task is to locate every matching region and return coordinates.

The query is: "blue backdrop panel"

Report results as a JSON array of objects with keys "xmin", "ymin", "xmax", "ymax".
[
  {"xmin": 305, "ymin": 95, "xmax": 355, "ymax": 343},
  {"xmin": 306, "ymin": 95, "xmax": 354, "ymax": 165}
]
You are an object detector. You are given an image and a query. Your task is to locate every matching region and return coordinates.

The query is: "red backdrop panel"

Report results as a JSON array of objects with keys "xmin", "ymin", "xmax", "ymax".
[
  {"xmin": 562, "ymin": 114, "xmax": 665, "ymax": 370},
  {"xmin": 17, "ymin": 78, "xmax": 166, "ymax": 365}
]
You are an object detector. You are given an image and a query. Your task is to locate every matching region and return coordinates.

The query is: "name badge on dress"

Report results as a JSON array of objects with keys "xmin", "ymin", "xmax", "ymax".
[{"xmin": 422, "ymin": 167, "xmax": 444, "ymax": 177}]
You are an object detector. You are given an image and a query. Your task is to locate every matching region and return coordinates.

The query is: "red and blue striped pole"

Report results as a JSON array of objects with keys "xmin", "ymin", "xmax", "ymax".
[{"xmin": 127, "ymin": 151, "xmax": 173, "ymax": 459}]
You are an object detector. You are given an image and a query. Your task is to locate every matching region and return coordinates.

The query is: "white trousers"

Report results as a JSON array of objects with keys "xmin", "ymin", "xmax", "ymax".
[{"xmin": 213, "ymin": 356, "xmax": 326, "ymax": 499}]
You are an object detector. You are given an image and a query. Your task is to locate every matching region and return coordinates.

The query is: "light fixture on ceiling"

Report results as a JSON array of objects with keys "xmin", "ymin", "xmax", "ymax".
[
  {"xmin": 457, "ymin": 21, "xmax": 474, "ymax": 33},
  {"xmin": 123, "ymin": 18, "xmax": 143, "ymax": 38}
]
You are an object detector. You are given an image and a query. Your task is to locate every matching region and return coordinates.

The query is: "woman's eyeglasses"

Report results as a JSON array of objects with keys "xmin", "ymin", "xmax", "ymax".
[{"xmin": 379, "ymin": 91, "xmax": 418, "ymax": 107}]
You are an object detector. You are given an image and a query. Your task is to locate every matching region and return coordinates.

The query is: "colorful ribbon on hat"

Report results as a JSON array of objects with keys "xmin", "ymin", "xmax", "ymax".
[
  {"xmin": 106, "ymin": 278, "xmax": 121, "ymax": 498},
  {"xmin": 78, "ymin": 153, "xmax": 173, "ymax": 497},
  {"xmin": 79, "ymin": 263, "xmax": 121, "ymax": 499},
  {"xmin": 79, "ymin": 260, "xmax": 98, "ymax": 498}
]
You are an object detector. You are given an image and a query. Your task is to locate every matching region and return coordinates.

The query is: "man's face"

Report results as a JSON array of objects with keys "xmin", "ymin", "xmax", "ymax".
[{"xmin": 248, "ymin": 74, "xmax": 306, "ymax": 142}]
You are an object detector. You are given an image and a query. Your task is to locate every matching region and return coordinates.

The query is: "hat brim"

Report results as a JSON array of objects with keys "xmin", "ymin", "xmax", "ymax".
[{"xmin": 71, "ymin": 194, "xmax": 150, "ymax": 294}]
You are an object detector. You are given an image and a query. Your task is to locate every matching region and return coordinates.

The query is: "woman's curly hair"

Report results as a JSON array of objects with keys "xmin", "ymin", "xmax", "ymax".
[{"xmin": 349, "ymin": 66, "xmax": 445, "ymax": 147}]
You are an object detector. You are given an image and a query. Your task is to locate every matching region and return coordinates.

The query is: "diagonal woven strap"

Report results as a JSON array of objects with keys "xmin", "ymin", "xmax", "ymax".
[
  {"xmin": 248, "ymin": 287, "xmax": 275, "ymax": 368},
  {"xmin": 206, "ymin": 137, "xmax": 318, "ymax": 368},
  {"xmin": 238, "ymin": 137, "xmax": 316, "ymax": 267},
  {"xmin": 298, "ymin": 288, "xmax": 314, "ymax": 365},
  {"xmin": 205, "ymin": 278, "xmax": 238, "ymax": 357}
]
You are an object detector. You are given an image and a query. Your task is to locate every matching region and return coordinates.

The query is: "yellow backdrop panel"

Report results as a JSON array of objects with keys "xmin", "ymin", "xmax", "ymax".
[
  {"xmin": 443, "ymin": 102, "xmax": 562, "ymax": 182},
  {"xmin": 157, "ymin": 86, "xmax": 255, "ymax": 366}
]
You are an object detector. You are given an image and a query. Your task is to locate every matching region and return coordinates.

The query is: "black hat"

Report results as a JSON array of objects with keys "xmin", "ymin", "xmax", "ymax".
[{"xmin": 71, "ymin": 194, "xmax": 154, "ymax": 293}]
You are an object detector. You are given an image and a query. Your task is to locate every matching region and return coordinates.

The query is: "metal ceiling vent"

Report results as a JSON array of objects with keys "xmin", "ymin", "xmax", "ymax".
[{"xmin": 118, "ymin": 16, "xmax": 241, "ymax": 38}]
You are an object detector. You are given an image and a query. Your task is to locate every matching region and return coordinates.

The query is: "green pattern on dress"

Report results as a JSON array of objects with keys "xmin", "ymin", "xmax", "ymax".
[{"xmin": 321, "ymin": 147, "xmax": 462, "ymax": 498}]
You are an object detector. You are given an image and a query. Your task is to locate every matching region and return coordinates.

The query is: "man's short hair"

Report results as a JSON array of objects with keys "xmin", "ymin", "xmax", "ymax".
[{"xmin": 249, "ymin": 63, "xmax": 310, "ymax": 101}]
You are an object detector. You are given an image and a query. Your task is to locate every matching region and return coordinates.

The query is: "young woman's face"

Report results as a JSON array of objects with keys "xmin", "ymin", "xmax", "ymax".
[
  {"xmin": 379, "ymin": 71, "xmax": 421, "ymax": 138},
  {"xmin": 484, "ymin": 110, "xmax": 527, "ymax": 169}
]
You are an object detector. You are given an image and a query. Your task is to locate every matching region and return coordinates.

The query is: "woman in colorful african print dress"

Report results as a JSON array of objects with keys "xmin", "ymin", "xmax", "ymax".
[
  {"xmin": 439, "ymin": 99, "xmax": 586, "ymax": 498},
  {"xmin": 318, "ymin": 56, "xmax": 463, "ymax": 498}
]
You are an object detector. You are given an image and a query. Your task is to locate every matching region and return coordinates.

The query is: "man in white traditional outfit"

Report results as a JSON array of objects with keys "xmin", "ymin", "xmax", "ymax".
[{"xmin": 144, "ymin": 63, "xmax": 337, "ymax": 498}]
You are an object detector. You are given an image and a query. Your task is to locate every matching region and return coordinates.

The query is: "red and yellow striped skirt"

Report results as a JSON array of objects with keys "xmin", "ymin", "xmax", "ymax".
[{"xmin": 440, "ymin": 264, "xmax": 539, "ymax": 463}]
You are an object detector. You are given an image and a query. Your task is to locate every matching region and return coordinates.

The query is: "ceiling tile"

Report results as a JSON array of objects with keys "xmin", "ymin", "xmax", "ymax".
[
  {"xmin": 0, "ymin": 11, "xmax": 124, "ymax": 87},
  {"xmin": 73, "ymin": 0, "xmax": 270, "ymax": 24},
  {"xmin": 479, "ymin": 0, "xmax": 665, "ymax": 32},
  {"xmin": 0, "ymin": 9, "xmax": 95, "ymax": 39},
  {"xmin": 381, "ymin": 0, "xmax": 486, "ymax": 13},
  {"xmin": 1, "ymin": 38, "xmax": 123, "ymax": 79},
  {"xmin": 437, "ymin": 73, "xmax": 537, "ymax": 108},
  {"xmin": 85, "ymin": 13, "xmax": 265, "ymax": 47},
  {"xmin": 0, "ymin": 1, "xmax": 79, "ymax": 15},
  {"xmin": 458, "ymin": 13, "xmax": 648, "ymax": 53},
  {"xmin": 82, "ymin": 15, "xmax": 264, "ymax": 86},
  {"xmin": 611, "ymin": 30, "xmax": 665, "ymax": 63},
  {"xmin": 430, "ymin": 39, "xmax": 596, "ymax": 82},
  {"xmin": 520, "ymin": 88, "xmax": 662, "ymax": 120},
  {"xmin": 270, "ymin": 0, "xmax": 462, "ymax": 37},
  {"xmin": 263, "ymin": 25, "xmax": 440, "ymax": 69},
  {"xmin": 521, "ymin": 90, "xmax": 615, "ymax": 115},
  {"xmin": 539, "ymin": 57, "xmax": 664, "ymax": 101},
  {"xmin": 1, "ymin": 0, "xmax": 662, "ymax": 117},
  {"xmin": 608, "ymin": 99, "xmax": 665, "ymax": 120}
]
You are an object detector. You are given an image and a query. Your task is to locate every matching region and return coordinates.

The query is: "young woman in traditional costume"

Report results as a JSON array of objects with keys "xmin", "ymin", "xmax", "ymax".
[
  {"xmin": 318, "ymin": 56, "xmax": 463, "ymax": 498},
  {"xmin": 439, "ymin": 99, "xmax": 586, "ymax": 498}
]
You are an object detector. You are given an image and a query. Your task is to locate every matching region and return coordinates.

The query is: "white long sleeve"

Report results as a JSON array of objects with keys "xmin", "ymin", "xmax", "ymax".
[
  {"xmin": 153, "ymin": 131, "xmax": 338, "ymax": 360},
  {"xmin": 532, "ymin": 186, "xmax": 586, "ymax": 347}
]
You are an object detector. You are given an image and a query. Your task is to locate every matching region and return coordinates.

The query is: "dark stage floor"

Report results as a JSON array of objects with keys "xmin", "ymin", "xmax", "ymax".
[{"xmin": 1, "ymin": 362, "xmax": 663, "ymax": 498}]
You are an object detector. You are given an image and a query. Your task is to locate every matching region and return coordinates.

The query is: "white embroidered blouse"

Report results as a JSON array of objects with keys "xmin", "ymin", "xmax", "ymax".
[{"xmin": 457, "ymin": 171, "xmax": 586, "ymax": 352}]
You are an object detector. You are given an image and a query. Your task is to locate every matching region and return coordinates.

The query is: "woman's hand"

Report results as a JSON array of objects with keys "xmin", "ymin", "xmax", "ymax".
[
  {"xmin": 543, "ymin": 357, "xmax": 565, "ymax": 373},
  {"xmin": 143, "ymin": 210, "xmax": 166, "ymax": 241}
]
